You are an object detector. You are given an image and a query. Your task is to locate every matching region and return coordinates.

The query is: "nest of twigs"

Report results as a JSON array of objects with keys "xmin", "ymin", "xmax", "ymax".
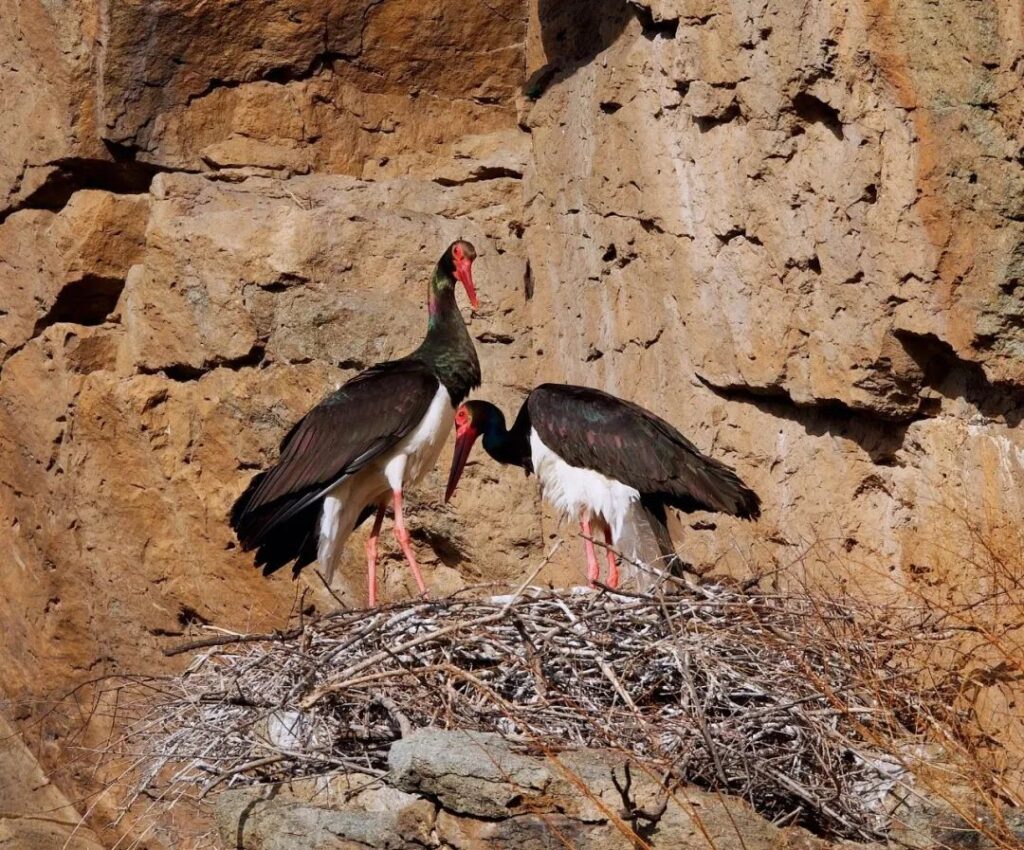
[{"xmin": 107, "ymin": 576, "xmax": 938, "ymax": 843}]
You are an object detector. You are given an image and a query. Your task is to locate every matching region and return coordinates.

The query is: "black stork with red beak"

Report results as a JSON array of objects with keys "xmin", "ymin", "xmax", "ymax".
[
  {"xmin": 445, "ymin": 384, "xmax": 760, "ymax": 588},
  {"xmin": 231, "ymin": 240, "xmax": 481, "ymax": 605}
]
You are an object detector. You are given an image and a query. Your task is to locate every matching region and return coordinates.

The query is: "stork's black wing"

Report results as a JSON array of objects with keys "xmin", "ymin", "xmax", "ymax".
[
  {"xmin": 527, "ymin": 384, "xmax": 760, "ymax": 518},
  {"xmin": 231, "ymin": 359, "xmax": 441, "ymax": 554}
]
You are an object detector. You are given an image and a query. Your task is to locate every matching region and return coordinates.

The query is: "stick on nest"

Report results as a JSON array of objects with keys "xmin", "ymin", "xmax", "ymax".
[{"xmin": 109, "ymin": 578, "xmax": 934, "ymax": 843}]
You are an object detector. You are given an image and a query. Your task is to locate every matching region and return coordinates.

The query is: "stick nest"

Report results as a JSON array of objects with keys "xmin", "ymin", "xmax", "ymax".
[{"xmin": 115, "ymin": 581, "xmax": 930, "ymax": 842}]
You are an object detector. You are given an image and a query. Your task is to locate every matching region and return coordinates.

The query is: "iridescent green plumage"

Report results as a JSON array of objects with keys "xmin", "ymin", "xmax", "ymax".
[{"xmin": 416, "ymin": 258, "xmax": 481, "ymax": 405}]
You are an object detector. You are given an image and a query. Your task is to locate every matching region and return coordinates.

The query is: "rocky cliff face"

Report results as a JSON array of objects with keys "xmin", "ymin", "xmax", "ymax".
[
  {"xmin": 0, "ymin": 713, "xmax": 105, "ymax": 850},
  {"xmin": 1, "ymin": 0, "xmax": 1022, "ymax": 840}
]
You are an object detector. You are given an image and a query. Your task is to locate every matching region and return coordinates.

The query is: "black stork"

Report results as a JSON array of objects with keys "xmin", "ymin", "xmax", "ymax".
[
  {"xmin": 231, "ymin": 240, "xmax": 481, "ymax": 605},
  {"xmin": 445, "ymin": 384, "xmax": 760, "ymax": 588}
]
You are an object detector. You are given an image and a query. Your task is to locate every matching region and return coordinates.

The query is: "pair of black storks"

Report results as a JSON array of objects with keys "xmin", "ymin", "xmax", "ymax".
[{"xmin": 231, "ymin": 241, "xmax": 760, "ymax": 605}]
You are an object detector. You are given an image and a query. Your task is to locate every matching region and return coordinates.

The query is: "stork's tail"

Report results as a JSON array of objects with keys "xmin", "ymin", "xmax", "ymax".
[{"xmin": 616, "ymin": 498, "xmax": 681, "ymax": 590}]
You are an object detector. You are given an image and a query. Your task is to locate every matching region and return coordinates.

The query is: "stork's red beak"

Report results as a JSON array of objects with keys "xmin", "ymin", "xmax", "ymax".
[
  {"xmin": 454, "ymin": 257, "xmax": 479, "ymax": 309},
  {"xmin": 445, "ymin": 423, "xmax": 480, "ymax": 502}
]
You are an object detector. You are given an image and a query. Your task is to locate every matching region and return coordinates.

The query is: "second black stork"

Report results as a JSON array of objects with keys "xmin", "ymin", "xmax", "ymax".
[
  {"xmin": 445, "ymin": 384, "xmax": 760, "ymax": 588},
  {"xmin": 231, "ymin": 240, "xmax": 481, "ymax": 605}
]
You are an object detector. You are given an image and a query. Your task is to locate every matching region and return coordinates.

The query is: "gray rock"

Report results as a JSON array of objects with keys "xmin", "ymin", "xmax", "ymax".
[
  {"xmin": 217, "ymin": 731, "xmax": 893, "ymax": 849},
  {"xmin": 216, "ymin": 780, "xmax": 435, "ymax": 850},
  {"xmin": 388, "ymin": 729, "xmax": 551, "ymax": 818},
  {"xmin": 436, "ymin": 809, "xmax": 623, "ymax": 850}
]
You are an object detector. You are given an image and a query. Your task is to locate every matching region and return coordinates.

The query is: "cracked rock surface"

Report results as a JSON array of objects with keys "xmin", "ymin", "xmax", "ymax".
[
  {"xmin": 0, "ymin": 714, "xmax": 105, "ymax": 850},
  {"xmin": 216, "ymin": 730, "xmax": 876, "ymax": 850},
  {"xmin": 1, "ymin": 0, "xmax": 1023, "ymax": 844}
]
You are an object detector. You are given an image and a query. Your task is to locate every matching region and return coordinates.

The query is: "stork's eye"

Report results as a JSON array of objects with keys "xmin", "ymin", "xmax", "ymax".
[{"xmin": 453, "ymin": 244, "xmax": 463, "ymax": 261}]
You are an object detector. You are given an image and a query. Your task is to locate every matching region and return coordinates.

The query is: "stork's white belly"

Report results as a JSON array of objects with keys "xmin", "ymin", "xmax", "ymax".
[
  {"xmin": 382, "ymin": 384, "xmax": 455, "ymax": 490},
  {"xmin": 318, "ymin": 385, "xmax": 453, "ymax": 581},
  {"xmin": 529, "ymin": 429, "xmax": 640, "ymax": 540}
]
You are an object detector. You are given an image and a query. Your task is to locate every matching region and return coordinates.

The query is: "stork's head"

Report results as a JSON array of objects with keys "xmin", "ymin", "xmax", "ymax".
[
  {"xmin": 445, "ymin": 400, "xmax": 504, "ymax": 502},
  {"xmin": 438, "ymin": 239, "xmax": 479, "ymax": 309}
]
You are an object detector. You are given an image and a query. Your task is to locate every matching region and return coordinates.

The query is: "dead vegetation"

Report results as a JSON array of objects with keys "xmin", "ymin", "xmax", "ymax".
[{"xmin": 88, "ymin": 565, "xmax": 990, "ymax": 846}]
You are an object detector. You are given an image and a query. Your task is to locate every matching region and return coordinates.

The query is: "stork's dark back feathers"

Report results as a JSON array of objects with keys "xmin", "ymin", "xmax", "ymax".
[
  {"xmin": 229, "ymin": 240, "xmax": 481, "ymax": 584},
  {"xmin": 527, "ymin": 384, "xmax": 761, "ymax": 519},
  {"xmin": 230, "ymin": 360, "xmax": 441, "ymax": 569}
]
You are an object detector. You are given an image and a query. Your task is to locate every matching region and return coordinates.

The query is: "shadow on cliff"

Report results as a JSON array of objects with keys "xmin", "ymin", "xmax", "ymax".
[
  {"xmin": 738, "ymin": 395, "xmax": 911, "ymax": 465},
  {"xmin": 696, "ymin": 377, "xmax": 913, "ymax": 466},
  {"xmin": 698, "ymin": 331, "xmax": 1024, "ymax": 465},
  {"xmin": 528, "ymin": 0, "xmax": 636, "ymax": 96},
  {"xmin": 896, "ymin": 330, "xmax": 1024, "ymax": 428}
]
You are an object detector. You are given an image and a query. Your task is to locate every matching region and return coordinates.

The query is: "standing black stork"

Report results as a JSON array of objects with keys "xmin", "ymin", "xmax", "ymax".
[
  {"xmin": 445, "ymin": 384, "xmax": 760, "ymax": 588},
  {"xmin": 230, "ymin": 240, "xmax": 481, "ymax": 605}
]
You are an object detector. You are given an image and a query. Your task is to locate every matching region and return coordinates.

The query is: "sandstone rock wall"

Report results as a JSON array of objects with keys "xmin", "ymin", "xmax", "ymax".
[
  {"xmin": 0, "ymin": 714, "xmax": 104, "ymax": 850},
  {"xmin": 524, "ymin": 0, "xmax": 1024, "ymax": 586},
  {"xmin": 1, "ymin": 0, "xmax": 1023, "ymax": 843}
]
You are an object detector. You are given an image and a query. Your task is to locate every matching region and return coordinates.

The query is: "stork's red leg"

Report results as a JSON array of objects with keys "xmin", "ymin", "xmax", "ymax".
[
  {"xmin": 602, "ymin": 525, "xmax": 620, "ymax": 589},
  {"xmin": 580, "ymin": 515, "xmax": 600, "ymax": 587},
  {"xmin": 364, "ymin": 504, "xmax": 386, "ymax": 607},
  {"xmin": 391, "ymin": 489, "xmax": 428, "ymax": 598}
]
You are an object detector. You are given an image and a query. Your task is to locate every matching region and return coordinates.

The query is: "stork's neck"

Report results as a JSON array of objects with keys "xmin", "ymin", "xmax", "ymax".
[
  {"xmin": 481, "ymin": 414, "xmax": 531, "ymax": 470},
  {"xmin": 413, "ymin": 269, "xmax": 481, "ymax": 404}
]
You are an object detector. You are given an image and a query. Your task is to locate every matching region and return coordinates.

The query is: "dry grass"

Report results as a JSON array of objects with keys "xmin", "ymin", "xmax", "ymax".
[{"xmin": 808, "ymin": 505, "xmax": 1024, "ymax": 849}]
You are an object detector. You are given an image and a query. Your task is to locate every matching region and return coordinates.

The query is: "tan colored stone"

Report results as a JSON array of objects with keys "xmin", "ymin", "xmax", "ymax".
[
  {"xmin": 101, "ymin": 0, "xmax": 526, "ymax": 170},
  {"xmin": 0, "ymin": 0, "xmax": 107, "ymax": 214},
  {"xmin": 0, "ymin": 191, "xmax": 148, "ymax": 363},
  {"xmin": 522, "ymin": 0, "xmax": 1024, "ymax": 583},
  {"xmin": 0, "ymin": 714, "xmax": 104, "ymax": 850}
]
